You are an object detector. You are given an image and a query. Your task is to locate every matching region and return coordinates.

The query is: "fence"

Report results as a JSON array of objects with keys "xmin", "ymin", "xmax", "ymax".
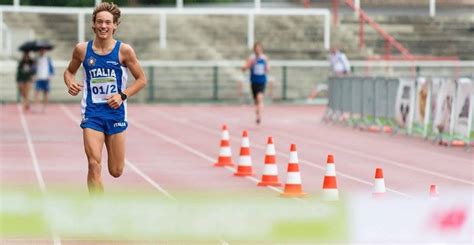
[
  {"xmin": 325, "ymin": 75, "xmax": 474, "ymax": 147},
  {"xmin": 0, "ymin": 5, "xmax": 330, "ymax": 58},
  {"xmin": 1, "ymin": 60, "xmax": 335, "ymax": 103},
  {"xmin": 1, "ymin": 60, "xmax": 473, "ymax": 103}
]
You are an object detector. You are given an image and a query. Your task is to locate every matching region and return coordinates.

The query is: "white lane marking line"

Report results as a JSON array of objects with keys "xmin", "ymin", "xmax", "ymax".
[
  {"xmin": 147, "ymin": 109, "xmax": 413, "ymax": 198},
  {"xmin": 18, "ymin": 105, "xmax": 62, "ymax": 245},
  {"xmin": 273, "ymin": 130, "xmax": 474, "ymax": 186},
  {"xmin": 18, "ymin": 104, "xmax": 46, "ymax": 192},
  {"xmin": 59, "ymin": 104, "xmax": 176, "ymax": 201},
  {"xmin": 238, "ymin": 106, "xmax": 471, "ymax": 164},
  {"xmin": 125, "ymin": 159, "xmax": 176, "ymax": 201},
  {"xmin": 296, "ymin": 158, "xmax": 411, "ymax": 198},
  {"xmin": 194, "ymin": 106, "xmax": 474, "ymax": 177},
  {"xmin": 130, "ymin": 119, "xmax": 284, "ymax": 195},
  {"xmin": 187, "ymin": 107, "xmax": 474, "ymax": 186}
]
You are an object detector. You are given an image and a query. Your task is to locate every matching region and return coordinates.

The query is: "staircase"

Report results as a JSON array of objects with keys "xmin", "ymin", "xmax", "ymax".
[{"xmin": 337, "ymin": 14, "xmax": 474, "ymax": 60}]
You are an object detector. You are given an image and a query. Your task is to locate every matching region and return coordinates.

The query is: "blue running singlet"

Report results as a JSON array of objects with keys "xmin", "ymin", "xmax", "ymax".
[
  {"xmin": 80, "ymin": 40, "xmax": 128, "ymax": 135},
  {"xmin": 249, "ymin": 54, "xmax": 268, "ymax": 84}
]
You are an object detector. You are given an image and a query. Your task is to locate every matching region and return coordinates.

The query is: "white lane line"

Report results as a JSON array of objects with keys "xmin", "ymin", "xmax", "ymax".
[
  {"xmin": 59, "ymin": 104, "xmax": 176, "ymax": 201},
  {"xmin": 146, "ymin": 108, "xmax": 413, "ymax": 198},
  {"xmin": 130, "ymin": 119, "xmax": 283, "ymax": 195},
  {"xmin": 17, "ymin": 105, "xmax": 62, "ymax": 245},
  {"xmin": 291, "ymin": 114, "xmax": 472, "ymax": 165},
  {"xmin": 273, "ymin": 130, "xmax": 474, "ymax": 186},
  {"xmin": 190, "ymin": 107, "xmax": 474, "ymax": 186},
  {"xmin": 125, "ymin": 159, "xmax": 176, "ymax": 200},
  {"xmin": 18, "ymin": 104, "xmax": 46, "ymax": 192},
  {"xmin": 223, "ymin": 106, "xmax": 472, "ymax": 164}
]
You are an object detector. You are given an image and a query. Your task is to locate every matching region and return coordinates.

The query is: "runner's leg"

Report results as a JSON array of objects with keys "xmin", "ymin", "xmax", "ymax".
[{"xmin": 83, "ymin": 128, "xmax": 106, "ymax": 194}]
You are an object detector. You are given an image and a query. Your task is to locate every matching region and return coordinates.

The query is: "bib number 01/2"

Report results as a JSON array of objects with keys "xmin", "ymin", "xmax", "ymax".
[
  {"xmin": 90, "ymin": 77, "xmax": 118, "ymax": 103},
  {"xmin": 92, "ymin": 84, "xmax": 117, "ymax": 95}
]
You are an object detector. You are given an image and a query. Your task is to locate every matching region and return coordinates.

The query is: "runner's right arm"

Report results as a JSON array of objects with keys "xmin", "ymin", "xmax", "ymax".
[
  {"xmin": 64, "ymin": 43, "xmax": 86, "ymax": 96},
  {"xmin": 241, "ymin": 56, "xmax": 254, "ymax": 72}
]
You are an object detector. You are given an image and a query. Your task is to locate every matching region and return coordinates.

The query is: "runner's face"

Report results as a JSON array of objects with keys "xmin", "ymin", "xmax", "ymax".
[
  {"xmin": 93, "ymin": 11, "xmax": 116, "ymax": 39},
  {"xmin": 254, "ymin": 45, "xmax": 263, "ymax": 55}
]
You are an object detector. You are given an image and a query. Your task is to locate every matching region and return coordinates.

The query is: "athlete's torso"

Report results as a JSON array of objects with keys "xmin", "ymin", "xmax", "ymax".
[
  {"xmin": 81, "ymin": 40, "xmax": 128, "ymax": 120},
  {"xmin": 249, "ymin": 54, "xmax": 268, "ymax": 84}
]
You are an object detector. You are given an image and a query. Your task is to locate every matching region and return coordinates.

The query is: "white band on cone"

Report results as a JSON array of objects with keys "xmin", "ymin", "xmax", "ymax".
[
  {"xmin": 373, "ymin": 179, "xmax": 386, "ymax": 193},
  {"xmin": 266, "ymin": 144, "xmax": 275, "ymax": 155},
  {"xmin": 219, "ymin": 146, "xmax": 231, "ymax": 156},
  {"xmin": 222, "ymin": 131, "xmax": 229, "ymax": 140},
  {"xmin": 325, "ymin": 164, "xmax": 336, "ymax": 176},
  {"xmin": 263, "ymin": 164, "xmax": 278, "ymax": 175},
  {"xmin": 289, "ymin": 151, "xmax": 298, "ymax": 163},
  {"xmin": 238, "ymin": 156, "xmax": 252, "ymax": 166},
  {"xmin": 286, "ymin": 172, "xmax": 302, "ymax": 184},
  {"xmin": 241, "ymin": 138, "xmax": 249, "ymax": 147}
]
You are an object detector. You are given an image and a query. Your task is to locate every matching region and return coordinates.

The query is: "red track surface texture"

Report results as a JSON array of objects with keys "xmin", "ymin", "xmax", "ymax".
[{"xmin": 2, "ymin": 103, "xmax": 472, "ymax": 198}]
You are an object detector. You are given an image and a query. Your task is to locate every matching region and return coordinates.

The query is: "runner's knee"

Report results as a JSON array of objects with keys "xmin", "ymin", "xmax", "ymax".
[
  {"xmin": 108, "ymin": 163, "xmax": 124, "ymax": 178},
  {"xmin": 88, "ymin": 160, "xmax": 101, "ymax": 176}
]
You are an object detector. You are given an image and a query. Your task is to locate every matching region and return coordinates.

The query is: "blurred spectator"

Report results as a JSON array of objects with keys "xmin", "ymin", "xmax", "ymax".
[
  {"xmin": 307, "ymin": 47, "xmax": 350, "ymax": 102},
  {"xmin": 329, "ymin": 47, "xmax": 351, "ymax": 76},
  {"xmin": 16, "ymin": 51, "xmax": 35, "ymax": 111},
  {"xmin": 34, "ymin": 48, "xmax": 54, "ymax": 112}
]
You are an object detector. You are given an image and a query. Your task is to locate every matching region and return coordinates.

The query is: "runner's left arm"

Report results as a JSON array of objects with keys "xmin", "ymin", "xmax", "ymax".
[{"xmin": 107, "ymin": 44, "xmax": 147, "ymax": 109}]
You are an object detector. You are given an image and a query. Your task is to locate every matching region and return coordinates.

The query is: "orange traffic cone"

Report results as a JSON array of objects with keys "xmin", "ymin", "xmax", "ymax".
[
  {"xmin": 281, "ymin": 144, "xmax": 306, "ymax": 197},
  {"xmin": 429, "ymin": 184, "xmax": 439, "ymax": 199},
  {"xmin": 322, "ymin": 154, "xmax": 338, "ymax": 201},
  {"xmin": 234, "ymin": 130, "xmax": 253, "ymax": 176},
  {"xmin": 258, "ymin": 137, "xmax": 282, "ymax": 187},
  {"xmin": 373, "ymin": 168, "xmax": 386, "ymax": 197},
  {"xmin": 214, "ymin": 124, "xmax": 234, "ymax": 167}
]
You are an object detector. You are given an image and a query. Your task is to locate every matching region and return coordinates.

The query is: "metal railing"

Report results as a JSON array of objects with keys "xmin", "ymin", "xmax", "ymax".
[
  {"xmin": 1, "ymin": 59, "xmax": 473, "ymax": 104},
  {"xmin": 345, "ymin": 0, "xmax": 412, "ymax": 59},
  {"xmin": 325, "ymin": 75, "xmax": 474, "ymax": 147},
  {"xmin": 0, "ymin": 5, "xmax": 331, "ymax": 52}
]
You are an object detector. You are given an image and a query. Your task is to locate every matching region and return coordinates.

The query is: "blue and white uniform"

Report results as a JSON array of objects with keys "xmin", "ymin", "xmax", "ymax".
[
  {"xmin": 249, "ymin": 54, "xmax": 268, "ymax": 84},
  {"xmin": 248, "ymin": 54, "xmax": 268, "ymax": 99},
  {"xmin": 35, "ymin": 55, "xmax": 54, "ymax": 92},
  {"xmin": 80, "ymin": 40, "xmax": 128, "ymax": 135}
]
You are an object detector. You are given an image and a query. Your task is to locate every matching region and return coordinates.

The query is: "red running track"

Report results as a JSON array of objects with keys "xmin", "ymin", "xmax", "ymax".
[{"xmin": 2, "ymin": 103, "xmax": 472, "ymax": 198}]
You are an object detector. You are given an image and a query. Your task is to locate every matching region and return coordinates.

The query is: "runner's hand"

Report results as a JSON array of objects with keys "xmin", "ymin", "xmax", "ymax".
[
  {"xmin": 107, "ymin": 94, "xmax": 123, "ymax": 109},
  {"xmin": 67, "ymin": 82, "xmax": 83, "ymax": 96}
]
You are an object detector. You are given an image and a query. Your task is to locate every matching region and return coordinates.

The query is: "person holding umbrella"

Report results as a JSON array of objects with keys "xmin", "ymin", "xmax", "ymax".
[
  {"xmin": 33, "ymin": 46, "xmax": 54, "ymax": 112},
  {"xmin": 16, "ymin": 51, "xmax": 35, "ymax": 111}
]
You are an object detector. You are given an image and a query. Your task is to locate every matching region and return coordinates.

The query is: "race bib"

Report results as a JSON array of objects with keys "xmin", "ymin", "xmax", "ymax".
[
  {"xmin": 90, "ymin": 77, "xmax": 118, "ymax": 103},
  {"xmin": 254, "ymin": 63, "xmax": 266, "ymax": 75}
]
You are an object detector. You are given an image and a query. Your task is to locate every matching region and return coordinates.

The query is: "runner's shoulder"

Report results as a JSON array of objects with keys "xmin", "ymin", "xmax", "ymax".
[{"xmin": 73, "ymin": 42, "xmax": 88, "ymax": 61}]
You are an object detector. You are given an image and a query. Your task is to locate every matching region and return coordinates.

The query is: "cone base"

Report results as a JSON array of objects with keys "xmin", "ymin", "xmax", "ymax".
[
  {"xmin": 451, "ymin": 140, "xmax": 465, "ymax": 147},
  {"xmin": 280, "ymin": 192, "xmax": 306, "ymax": 198},
  {"xmin": 383, "ymin": 126, "xmax": 393, "ymax": 133},
  {"xmin": 368, "ymin": 125, "xmax": 380, "ymax": 132},
  {"xmin": 257, "ymin": 181, "xmax": 282, "ymax": 187},
  {"xmin": 234, "ymin": 172, "xmax": 254, "ymax": 177},
  {"xmin": 214, "ymin": 162, "xmax": 234, "ymax": 167}
]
